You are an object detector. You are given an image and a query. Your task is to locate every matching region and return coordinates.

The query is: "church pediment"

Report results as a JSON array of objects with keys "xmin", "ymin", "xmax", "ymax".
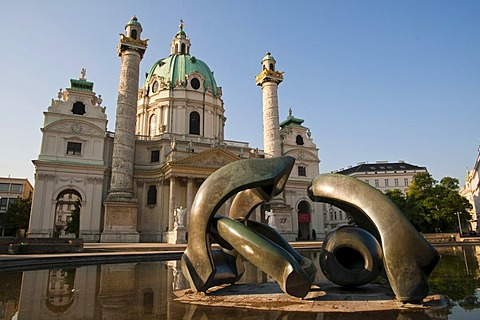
[
  {"xmin": 44, "ymin": 120, "xmax": 105, "ymax": 136},
  {"xmin": 171, "ymin": 148, "xmax": 240, "ymax": 169},
  {"xmin": 284, "ymin": 149, "xmax": 319, "ymax": 162}
]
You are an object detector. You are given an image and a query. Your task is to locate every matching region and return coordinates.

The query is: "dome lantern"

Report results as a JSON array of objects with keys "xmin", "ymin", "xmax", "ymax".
[{"xmin": 170, "ymin": 19, "xmax": 191, "ymax": 55}]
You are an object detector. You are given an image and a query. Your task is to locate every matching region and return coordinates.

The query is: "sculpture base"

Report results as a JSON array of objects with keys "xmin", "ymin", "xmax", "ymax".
[
  {"xmin": 101, "ymin": 201, "xmax": 139, "ymax": 243},
  {"xmin": 164, "ymin": 227, "xmax": 187, "ymax": 244},
  {"xmin": 174, "ymin": 282, "xmax": 447, "ymax": 313}
]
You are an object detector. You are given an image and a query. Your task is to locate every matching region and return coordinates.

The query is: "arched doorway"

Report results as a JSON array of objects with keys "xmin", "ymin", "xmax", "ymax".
[
  {"xmin": 297, "ymin": 201, "xmax": 311, "ymax": 241},
  {"xmin": 54, "ymin": 189, "xmax": 81, "ymax": 238}
]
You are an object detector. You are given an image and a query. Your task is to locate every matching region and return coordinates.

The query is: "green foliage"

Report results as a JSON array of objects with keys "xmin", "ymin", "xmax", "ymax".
[
  {"xmin": 385, "ymin": 172, "xmax": 472, "ymax": 233},
  {"xmin": 3, "ymin": 197, "xmax": 32, "ymax": 234},
  {"xmin": 65, "ymin": 200, "xmax": 80, "ymax": 238}
]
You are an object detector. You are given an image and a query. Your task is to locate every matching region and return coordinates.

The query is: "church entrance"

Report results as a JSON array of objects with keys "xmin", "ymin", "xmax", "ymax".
[
  {"xmin": 54, "ymin": 189, "xmax": 81, "ymax": 238},
  {"xmin": 297, "ymin": 201, "xmax": 311, "ymax": 241}
]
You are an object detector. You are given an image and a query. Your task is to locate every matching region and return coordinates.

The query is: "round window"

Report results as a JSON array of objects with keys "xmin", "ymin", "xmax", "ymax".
[
  {"xmin": 190, "ymin": 78, "xmax": 200, "ymax": 90},
  {"xmin": 152, "ymin": 81, "xmax": 159, "ymax": 93}
]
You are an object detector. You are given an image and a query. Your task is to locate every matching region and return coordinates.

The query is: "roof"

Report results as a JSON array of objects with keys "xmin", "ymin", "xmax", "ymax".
[
  {"xmin": 280, "ymin": 114, "xmax": 304, "ymax": 128},
  {"xmin": 144, "ymin": 54, "xmax": 219, "ymax": 96},
  {"xmin": 336, "ymin": 162, "xmax": 427, "ymax": 175},
  {"xmin": 69, "ymin": 78, "xmax": 94, "ymax": 92}
]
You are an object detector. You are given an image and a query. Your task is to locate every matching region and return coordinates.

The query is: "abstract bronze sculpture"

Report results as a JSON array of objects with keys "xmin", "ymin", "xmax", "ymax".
[{"xmin": 181, "ymin": 157, "xmax": 439, "ymax": 303}]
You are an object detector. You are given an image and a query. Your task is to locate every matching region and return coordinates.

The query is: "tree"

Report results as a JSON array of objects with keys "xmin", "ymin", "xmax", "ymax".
[
  {"xmin": 65, "ymin": 200, "xmax": 80, "ymax": 238},
  {"xmin": 391, "ymin": 172, "xmax": 473, "ymax": 233},
  {"xmin": 3, "ymin": 197, "xmax": 32, "ymax": 237}
]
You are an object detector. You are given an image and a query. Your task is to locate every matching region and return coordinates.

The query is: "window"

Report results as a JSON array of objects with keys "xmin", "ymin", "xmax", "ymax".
[
  {"xmin": 269, "ymin": 63, "xmax": 274, "ymax": 71},
  {"xmin": 181, "ymin": 43, "xmax": 186, "ymax": 54},
  {"xmin": 364, "ymin": 179, "xmax": 369, "ymax": 185},
  {"xmin": 151, "ymin": 150, "xmax": 160, "ymax": 162},
  {"xmin": 0, "ymin": 197, "xmax": 8, "ymax": 213},
  {"xmin": 0, "ymin": 183, "xmax": 8, "ymax": 191},
  {"xmin": 72, "ymin": 102, "xmax": 86, "ymax": 115},
  {"xmin": 374, "ymin": 179, "xmax": 379, "ymax": 188},
  {"xmin": 190, "ymin": 78, "xmax": 200, "ymax": 90},
  {"xmin": 385, "ymin": 179, "xmax": 389, "ymax": 187},
  {"xmin": 189, "ymin": 111, "xmax": 200, "ymax": 135},
  {"xmin": 147, "ymin": 185, "xmax": 157, "ymax": 205},
  {"xmin": 298, "ymin": 166, "xmax": 306, "ymax": 177},
  {"xmin": 295, "ymin": 135, "xmax": 304, "ymax": 145},
  {"xmin": 404, "ymin": 178, "xmax": 409, "ymax": 187},
  {"xmin": 394, "ymin": 179, "xmax": 399, "ymax": 187},
  {"xmin": 67, "ymin": 142, "xmax": 82, "ymax": 155},
  {"xmin": 10, "ymin": 184, "xmax": 23, "ymax": 192},
  {"xmin": 131, "ymin": 29, "xmax": 137, "ymax": 39}
]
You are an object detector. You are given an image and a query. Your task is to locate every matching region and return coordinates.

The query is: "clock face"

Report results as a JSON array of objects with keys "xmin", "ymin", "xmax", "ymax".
[
  {"xmin": 152, "ymin": 81, "xmax": 159, "ymax": 93},
  {"xmin": 190, "ymin": 77, "xmax": 200, "ymax": 90}
]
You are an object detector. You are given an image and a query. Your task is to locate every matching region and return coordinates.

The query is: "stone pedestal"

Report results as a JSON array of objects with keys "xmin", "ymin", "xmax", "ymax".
[
  {"xmin": 264, "ymin": 202, "xmax": 296, "ymax": 241},
  {"xmin": 101, "ymin": 201, "xmax": 139, "ymax": 242},
  {"xmin": 164, "ymin": 227, "xmax": 187, "ymax": 244}
]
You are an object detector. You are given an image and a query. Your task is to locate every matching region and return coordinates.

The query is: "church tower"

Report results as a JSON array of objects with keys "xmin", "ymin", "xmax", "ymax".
[
  {"xmin": 256, "ymin": 52, "xmax": 284, "ymax": 158},
  {"xmin": 102, "ymin": 17, "xmax": 148, "ymax": 242}
]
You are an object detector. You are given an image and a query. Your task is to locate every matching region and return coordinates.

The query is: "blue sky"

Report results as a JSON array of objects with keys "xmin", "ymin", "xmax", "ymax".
[{"xmin": 1, "ymin": 1, "xmax": 479, "ymax": 185}]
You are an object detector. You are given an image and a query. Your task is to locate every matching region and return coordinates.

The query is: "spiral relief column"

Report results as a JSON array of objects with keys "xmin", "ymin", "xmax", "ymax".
[{"xmin": 102, "ymin": 17, "xmax": 148, "ymax": 242}]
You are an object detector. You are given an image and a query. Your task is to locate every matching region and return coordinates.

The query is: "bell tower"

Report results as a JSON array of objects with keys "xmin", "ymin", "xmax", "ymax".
[{"xmin": 102, "ymin": 16, "xmax": 148, "ymax": 242}]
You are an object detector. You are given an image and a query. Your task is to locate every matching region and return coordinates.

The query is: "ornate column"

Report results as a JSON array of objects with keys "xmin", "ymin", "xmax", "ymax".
[
  {"xmin": 168, "ymin": 176, "xmax": 176, "ymax": 231},
  {"xmin": 186, "ymin": 177, "xmax": 194, "ymax": 226},
  {"xmin": 256, "ymin": 52, "xmax": 283, "ymax": 158},
  {"xmin": 255, "ymin": 52, "xmax": 296, "ymax": 241},
  {"xmin": 102, "ymin": 17, "xmax": 147, "ymax": 243}
]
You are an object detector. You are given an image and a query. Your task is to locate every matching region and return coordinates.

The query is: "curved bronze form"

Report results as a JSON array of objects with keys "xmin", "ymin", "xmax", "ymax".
[
  {"xmin": 308, "ymin": 174, "xmax": 439, "ymax": 302},
  {"xmin": 182, "ymin": 156, "xmax": 296, "ymax": 293},
  {"xmin": 216, "ymin": 217, "xmax": 312, "ymax": 297},
  {"xmin": 320, "ymin": 225, "xmax": 383, "ymax": 287}
]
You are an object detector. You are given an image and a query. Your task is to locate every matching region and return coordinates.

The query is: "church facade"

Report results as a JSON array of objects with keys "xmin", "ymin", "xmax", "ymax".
[{"xmin": 28, "ymin": 17, "xmax": 324, "ymax": 243}]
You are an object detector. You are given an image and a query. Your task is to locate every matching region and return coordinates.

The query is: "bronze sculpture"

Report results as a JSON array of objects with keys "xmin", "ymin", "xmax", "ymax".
[{"xmin": 181, "ymin": 156, "xmax": 439, "ymax": 303}]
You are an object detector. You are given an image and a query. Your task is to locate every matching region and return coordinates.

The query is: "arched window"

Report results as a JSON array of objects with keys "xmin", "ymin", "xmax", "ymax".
[
  {"xmin": 296, "ymin": 135, "xmax": 304, "ymax": 145},
  {"xmin": 72, "ymin": 102, "xmax": 86, "ymax": 115},
  {"xmin": 54, "ymin": 189, "xmax": 81, "ymax": 238},
  {"xmin": 131, "ymin": 29, "xmax": 137, "ymax": 39},
  {"xmin": 270, "ymin": 63, "xmax": 274, "ymax": 71},
  {"xmin": 149, "ymin": 114, "xmax": 156, "ymax": 138},
  {"xmin": 147, "ymin": 185, "xmax": 157, "ymax": 205},
  {"xmin": 189, "ymin": 111, "xmax": 200, "ymax": 135},
  {"xmin": 181, "ymin": 43, "xmax": 186, "ymax": 54}
]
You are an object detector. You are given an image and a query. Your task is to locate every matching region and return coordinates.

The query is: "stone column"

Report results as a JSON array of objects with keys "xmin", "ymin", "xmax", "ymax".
[
  {"xmin": 261, "ymin": 82, "xmax": 282, "ymax": 158},
  {"xmin": 186, "ymin": 177, "xmax": 194, "ymax": 226},
  {"xmin": 168, "ymin": 177, "xmax": 176, "ymax": 231},
  {"xmin": 102, "ymin": 17, "xmax": 147, "ymax": 243}
]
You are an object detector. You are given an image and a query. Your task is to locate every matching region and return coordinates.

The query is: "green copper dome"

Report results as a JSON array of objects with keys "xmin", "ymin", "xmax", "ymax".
[
  {"xmin": 145, "ymin": 54, "xmax": 219, "ymax": 96},
  {"xmin": 126, "ymin": 16, "xmax": 141, "ymax": 27}
]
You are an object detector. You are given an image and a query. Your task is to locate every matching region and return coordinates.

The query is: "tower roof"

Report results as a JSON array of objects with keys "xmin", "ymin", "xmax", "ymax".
[
  {"xmin": 126, "ymin": 16, "xmax": 142, "ymax": 28},
  {"xmin": 280, "ymin": 108, "xmax": 304, "ymax": 128}
]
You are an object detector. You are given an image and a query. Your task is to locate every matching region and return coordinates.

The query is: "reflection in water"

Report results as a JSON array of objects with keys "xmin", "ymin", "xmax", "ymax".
[{"xmin": 1, "ymin": 248, "xmax": 480, "ymax": 319}]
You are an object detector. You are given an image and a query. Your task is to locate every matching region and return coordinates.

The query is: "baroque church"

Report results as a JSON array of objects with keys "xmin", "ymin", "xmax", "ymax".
[{"xmin": 28, "ymin": 17, "xmax": 324, "ymax": 243}]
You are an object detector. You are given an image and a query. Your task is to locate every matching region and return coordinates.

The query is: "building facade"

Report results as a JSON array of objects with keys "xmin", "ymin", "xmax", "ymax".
[
  {"xmin": 460, "ymin": 146, "xmax": 480, "ymax": 232},
  {"xmin": 0, "ymin": 177, "xmax": 33, "ymax": 236},
  {"xmin": 324, "ymin": 161, "xmax": 427, "ymax": 232},
  {"xmin": 28, "ymin": 18, "xmax": 324, "ymax": 243}
]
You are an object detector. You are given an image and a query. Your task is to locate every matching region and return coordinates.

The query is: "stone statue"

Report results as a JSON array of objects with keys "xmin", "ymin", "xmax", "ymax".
[
  {"xmin": 265, "ymin": 209, "xmax": 276, "ymax": 229},
  {"xmin": 174, "ymin": 206, "xmax": 186, "ymax": 228}
]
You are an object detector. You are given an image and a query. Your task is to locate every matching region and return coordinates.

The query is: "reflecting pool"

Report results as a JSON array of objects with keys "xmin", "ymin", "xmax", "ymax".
[{"xmin": 1, "ymin": 245, "xmax": 480, "ymax": 319}]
